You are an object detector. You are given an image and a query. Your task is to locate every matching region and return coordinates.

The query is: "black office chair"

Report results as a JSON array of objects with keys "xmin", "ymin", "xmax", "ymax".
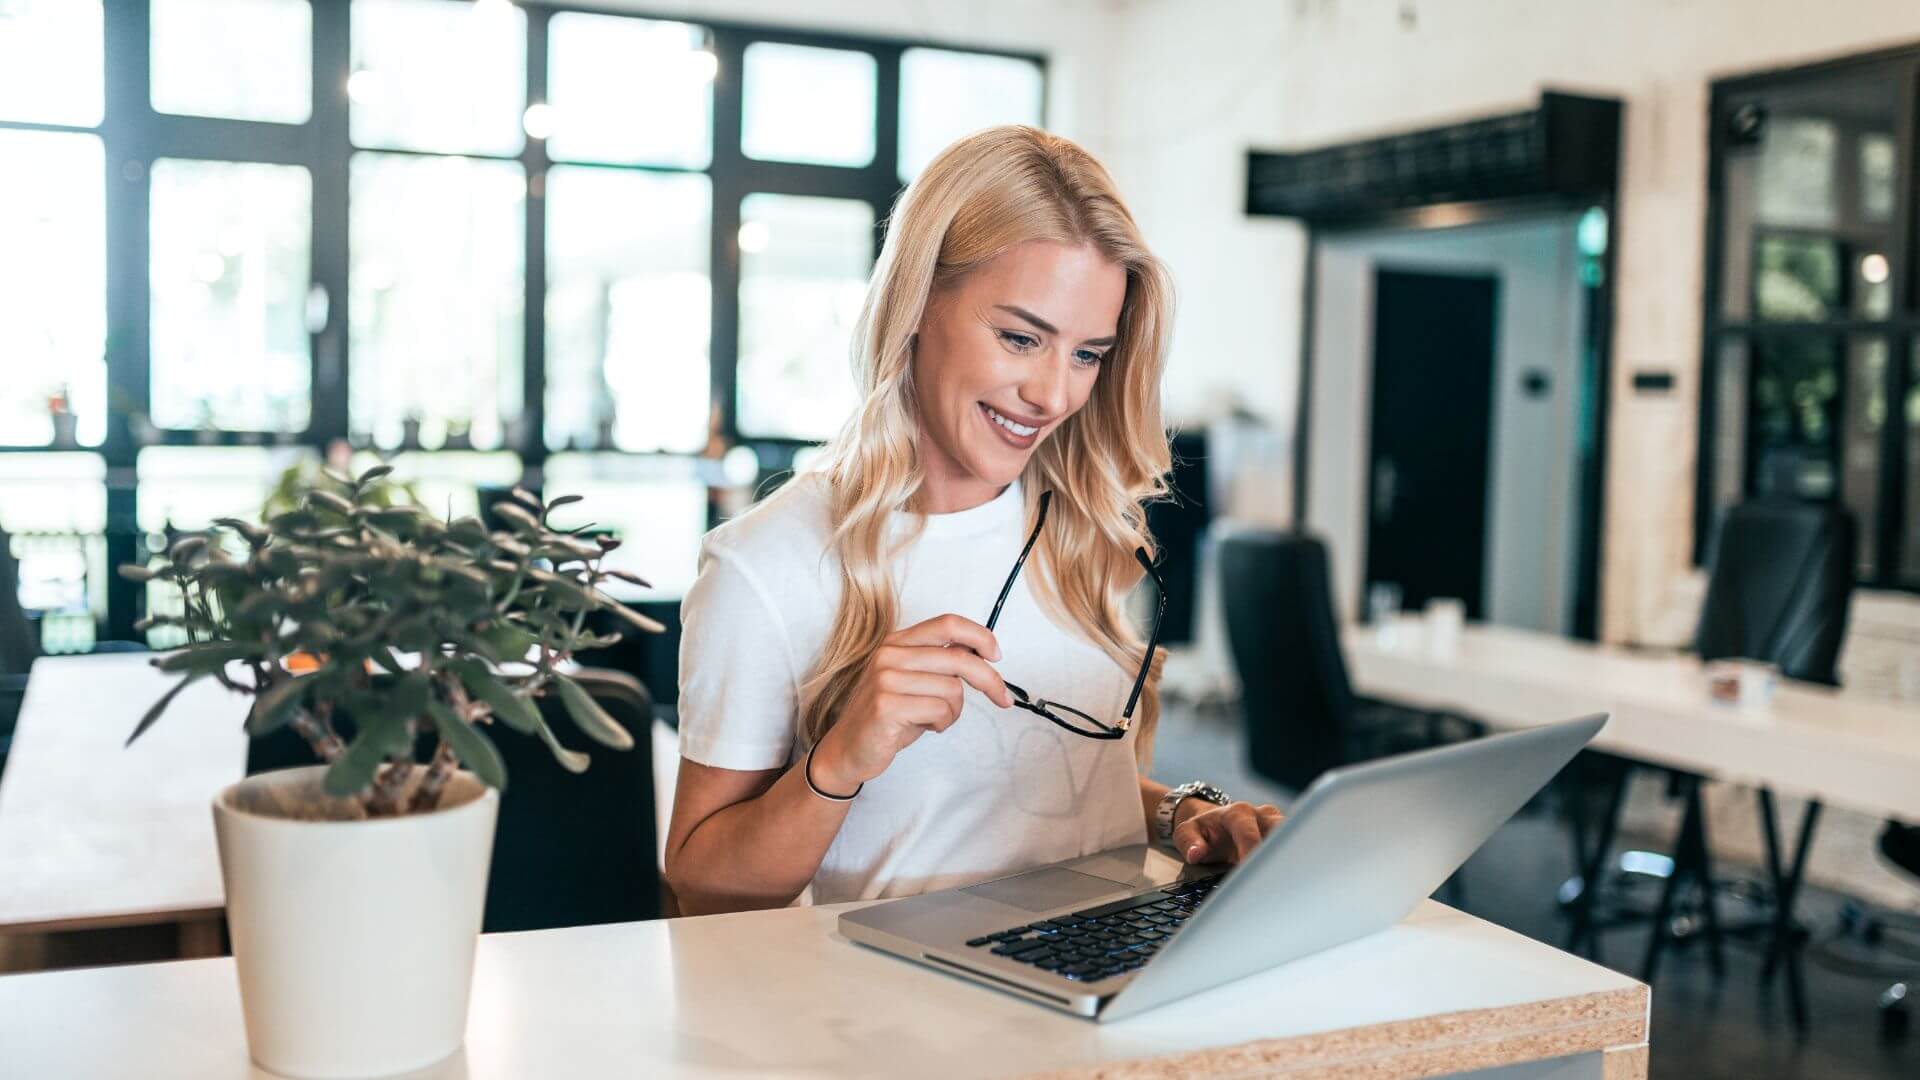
[
  {"xmin": 248, "ymin": 667, "xmax": 662, "ymax": 933},
  {"xmin": 0, "ymin": 527, "xmax": 39, "ymax": 782},
  {"xmin": 1218, "ymin": 527, "xmax": 1481, "ymax": 793},
  {"xmin": 1571, "ymin": 499, "xmax": 1853, "ymax": 1024},
  {"xmin": 1695, "ymin": 499, "xmax": 1855, "ymax": 682}
]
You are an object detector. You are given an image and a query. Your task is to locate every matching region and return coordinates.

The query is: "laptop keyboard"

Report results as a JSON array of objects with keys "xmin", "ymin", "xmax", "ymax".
[{"xmin": 962, "ymin": 873, "xmax": 1225, "ymax": 984}]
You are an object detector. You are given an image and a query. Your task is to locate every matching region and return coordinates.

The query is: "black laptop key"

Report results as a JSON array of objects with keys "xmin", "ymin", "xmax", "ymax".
[
  {"xmin": 965, "ymin": 936, "xmax": 994, "ymax": 948},
  {"xmin": 992, "ymin": 938, "xmax": 1049, "ymax": 957}
]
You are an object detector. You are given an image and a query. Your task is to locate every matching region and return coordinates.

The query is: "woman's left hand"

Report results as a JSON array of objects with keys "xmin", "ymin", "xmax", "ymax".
[{"xmin": 1171, "ymin": 800, "xmax": 1284, "ymax": 864}]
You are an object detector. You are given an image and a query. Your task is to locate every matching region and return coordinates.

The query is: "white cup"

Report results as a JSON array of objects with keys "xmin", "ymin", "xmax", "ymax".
[
  {"xmin": 1707, "ymin": 658, "xmax": 1777, "ymax": 709},
  {"xmin": 1425, "ymin": 597, "xmax": 1465, "ymax": 655}
]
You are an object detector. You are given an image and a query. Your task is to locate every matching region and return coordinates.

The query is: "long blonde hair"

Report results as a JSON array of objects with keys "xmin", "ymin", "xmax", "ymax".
[{"xmin": 800, "ymin": 125, "xmax": 1175, "ymax": 767}]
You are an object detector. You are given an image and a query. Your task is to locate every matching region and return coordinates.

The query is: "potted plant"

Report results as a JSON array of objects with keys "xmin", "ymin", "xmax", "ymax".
[{"xmin": 122, "ymin": 465, "xmax": 659, "ymax": 1079}]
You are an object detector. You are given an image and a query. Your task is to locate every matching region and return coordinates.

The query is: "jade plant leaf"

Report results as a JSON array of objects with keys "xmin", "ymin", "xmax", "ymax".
[
  {"xmin": 553, "ymin": 675, "xmax": 634, "ymax": 751},
  {"xmin": 429, "ymin": 701, "xmax": 507, "ymax": 791}
]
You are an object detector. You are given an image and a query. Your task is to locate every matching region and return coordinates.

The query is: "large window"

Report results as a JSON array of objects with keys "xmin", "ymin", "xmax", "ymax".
[
  {"xmin": 1700, "ymin": 50, "xmax": 1920, "ymax": 591},
  {"xmin": 0, "ymin": 0, "xmax": 1046, "ymax": 642}
]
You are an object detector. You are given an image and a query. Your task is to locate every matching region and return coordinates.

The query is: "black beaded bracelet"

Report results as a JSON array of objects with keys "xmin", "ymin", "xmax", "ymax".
[{"xmin": 803, "ymin": 742, "xmax": 862, "ymax": 802}]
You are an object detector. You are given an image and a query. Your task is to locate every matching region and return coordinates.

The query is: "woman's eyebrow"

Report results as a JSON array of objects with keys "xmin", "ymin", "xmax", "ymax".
[{"xmin": 993, "ymin": 304, "xmax": 1117, "ymax": 347}]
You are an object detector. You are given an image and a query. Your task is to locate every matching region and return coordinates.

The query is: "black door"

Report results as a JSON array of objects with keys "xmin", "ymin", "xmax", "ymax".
[{"xmin": 1364, "ymin": 268, "xmax": 1498, "ymax": 619}]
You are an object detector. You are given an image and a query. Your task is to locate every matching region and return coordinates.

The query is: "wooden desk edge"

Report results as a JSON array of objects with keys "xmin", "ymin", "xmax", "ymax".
[
  {"xmin": 0, "ymin": 904, "xmax": 225, "ymax": 937},
  {"xmin": 1026, "ymin": 983, "xmax": 1649, "ymax": 1080}
]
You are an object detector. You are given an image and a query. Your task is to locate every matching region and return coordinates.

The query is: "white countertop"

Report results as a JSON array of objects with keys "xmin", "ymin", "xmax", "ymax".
[{"xmin": 0, "ymin": 897, "xmax": 1647, "ymax": 1079}]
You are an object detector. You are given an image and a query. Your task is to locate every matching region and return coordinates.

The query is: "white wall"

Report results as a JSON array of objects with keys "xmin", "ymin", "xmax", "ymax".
[
  {"xmin": 1306, "ymin": 215, "xmax": 1587, "ymax": 634},
  {"xmin": 1094, "ymin": 0, "xmax": 1920, "ymax": 646}
]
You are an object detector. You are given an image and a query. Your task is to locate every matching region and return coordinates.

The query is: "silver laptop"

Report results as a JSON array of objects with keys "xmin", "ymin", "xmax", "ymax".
[{"xmin": 840, "ymin": 713, "xmax": 1606, "ymax": 1021}]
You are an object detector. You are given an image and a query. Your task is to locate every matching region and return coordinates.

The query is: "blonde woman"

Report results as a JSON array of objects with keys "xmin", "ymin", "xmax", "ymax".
[{"xmin": 665, "ymin": 126, "xmax": 1283, "ymax": 916}]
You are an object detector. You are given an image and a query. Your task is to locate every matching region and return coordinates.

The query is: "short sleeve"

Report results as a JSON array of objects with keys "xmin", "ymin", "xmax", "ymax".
[{"xmin": 675, "ymin": 542, "xmax": 802, "ymax": 771}]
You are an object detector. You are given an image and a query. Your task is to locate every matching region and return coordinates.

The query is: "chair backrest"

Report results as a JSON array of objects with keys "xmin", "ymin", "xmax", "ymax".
[
  {"xmin": 489, "ymin": 668, "xmax": 659, "ymax": 931},
  {"xmin": 0, "ymin": 527, "xmax": 40, "ymax": 677},
  {"xmin": 247, "ymin": 666, "xmax": 660, "ymax": 932},
  {"xmin": 1218, "ymin": 526, "xmax": 1357, "ymax": 790},
  {"xmin": 1694, "ymin": 500, "xmax": 1854, "ymax": 685}
]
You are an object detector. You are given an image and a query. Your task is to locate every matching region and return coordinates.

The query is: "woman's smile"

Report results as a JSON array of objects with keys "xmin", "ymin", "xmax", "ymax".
[{"xmin": 981, "ymin": 402, "xmax": 1044, "ymax": 449}]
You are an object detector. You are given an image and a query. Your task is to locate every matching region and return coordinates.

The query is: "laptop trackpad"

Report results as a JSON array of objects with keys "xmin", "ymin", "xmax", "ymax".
[{"xmin": 962, "ymin": 867, "xmax": 1131, "ymax": 912}]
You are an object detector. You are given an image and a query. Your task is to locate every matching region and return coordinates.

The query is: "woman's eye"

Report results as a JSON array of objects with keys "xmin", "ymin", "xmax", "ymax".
[
  {"xmin": 996, "ymin": 330, "xmax": 1040, "ymax": 351},
  {"xmin": 1073, "ymin": 349, "xmax": 1106, "ymax": 368}
]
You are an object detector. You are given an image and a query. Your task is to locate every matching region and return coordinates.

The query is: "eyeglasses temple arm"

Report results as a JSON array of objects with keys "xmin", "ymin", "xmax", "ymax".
[
  {"xmin": 1122, "ymin": 547, "xmax": 1167, "ymax": 721},
  {"xmin": 985, "ymin": 490, "xmax": 1051, "ymax": 632}
]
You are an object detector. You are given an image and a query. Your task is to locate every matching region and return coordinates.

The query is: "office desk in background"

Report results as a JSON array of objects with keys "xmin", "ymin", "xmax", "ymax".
[
  {"xmin": 1345, "ymin": 619, "xmax": 1920, "ymax": 1026},
  {"xmin": 0, "ymin": 897, "xmax": 1649, "ymax": 1079},
  {"xmin": 0, "ymin": 653, "xmax": 244, "ymax": 954},
  {"xmin": 1343, "ymin": 621, "xmax": 1920, "ymax": 823}
]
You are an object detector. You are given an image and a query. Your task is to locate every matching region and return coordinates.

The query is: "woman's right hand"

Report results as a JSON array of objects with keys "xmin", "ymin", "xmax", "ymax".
[{"xmin": 809, "ymin": 613, "xmax": 1013, "ymax": 795}]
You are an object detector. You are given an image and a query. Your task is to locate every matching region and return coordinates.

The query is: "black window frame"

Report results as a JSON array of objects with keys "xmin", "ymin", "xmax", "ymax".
[
  {"xmin": 1696, "ymin": 42, "xmax": 1920, "ymax": 594},
  {"xmin": 0, "ymin": 0, "xmax": 1047, "ymax": 641}
]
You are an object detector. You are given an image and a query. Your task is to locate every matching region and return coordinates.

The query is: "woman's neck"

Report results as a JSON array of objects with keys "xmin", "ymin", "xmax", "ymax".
[{"xmin": 915, "ymin": 461, "xmax": 1010, "ymax": 515}]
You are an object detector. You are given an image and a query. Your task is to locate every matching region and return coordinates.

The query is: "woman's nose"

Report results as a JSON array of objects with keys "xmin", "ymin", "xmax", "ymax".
[{"xmin": 1018, "ymin": 350, "xmax": 1073, "ymax": 418}]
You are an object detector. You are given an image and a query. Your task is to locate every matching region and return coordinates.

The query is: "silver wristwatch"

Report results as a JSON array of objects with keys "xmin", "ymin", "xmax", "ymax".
[{"xmin": 1154, "ymin": 781, "xmax": 1231, "ymax": 845}]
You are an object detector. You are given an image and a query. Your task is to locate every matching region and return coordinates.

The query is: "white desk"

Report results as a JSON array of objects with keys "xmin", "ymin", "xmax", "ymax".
[
  {"xmin": 0, "ymin": 653, "xmax": 246, "ymax": 950},
  {"xmin": 1344, "ymin": 621, "xmax": 1920, "ymax": 822},
  {"xmin": 0, "ymin": 898, "xmax": 1649, "ymax": 1079},
  {"xmin": 1344, "ymin": 620, "xmax": 1920, "ymax": 1029}
]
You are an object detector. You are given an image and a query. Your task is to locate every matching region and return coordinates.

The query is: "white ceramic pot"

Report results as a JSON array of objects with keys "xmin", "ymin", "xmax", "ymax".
[{"xmin": 212, "ymin": 766, "xmax": 499, "ymax": 1079}]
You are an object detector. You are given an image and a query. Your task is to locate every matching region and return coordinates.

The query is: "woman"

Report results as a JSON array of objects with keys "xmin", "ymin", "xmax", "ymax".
[{"xmin": 664, "ymin": 126, "xmax": 1282, "ymax": 915}]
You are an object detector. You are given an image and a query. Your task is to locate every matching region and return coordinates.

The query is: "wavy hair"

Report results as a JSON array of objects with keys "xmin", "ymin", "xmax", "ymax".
[{"xmin": 798, "ymin": 125, "xmax": 1174, "ymax": 767}]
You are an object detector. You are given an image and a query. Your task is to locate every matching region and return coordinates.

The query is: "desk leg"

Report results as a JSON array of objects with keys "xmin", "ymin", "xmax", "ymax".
[
  {"xmin": 1566, "ymin": 762, "xmax": 1630, "ymax": 960},
  {"xmin": 1641, "ymin": 776, "xmax": 1722, "ymax": 984},
  {"xmin": 177, "ymin": 916, "xmax": 224, "ymax": 959},
  {"xmin": 1756, "ymin": 788, "xmax": 1821, "ymax": 1033}
]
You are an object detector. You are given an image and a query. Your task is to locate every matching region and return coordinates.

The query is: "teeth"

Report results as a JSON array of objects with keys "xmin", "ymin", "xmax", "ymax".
[{"xmin": 986, "ymin": 406, "xmax": 1039, "ymax": 437}]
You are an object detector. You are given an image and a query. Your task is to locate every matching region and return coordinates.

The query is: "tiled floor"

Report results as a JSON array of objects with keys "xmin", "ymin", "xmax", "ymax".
[{"xmin": 1149, "ymin": 696, "xmax": 1920, "ymax": 1080}]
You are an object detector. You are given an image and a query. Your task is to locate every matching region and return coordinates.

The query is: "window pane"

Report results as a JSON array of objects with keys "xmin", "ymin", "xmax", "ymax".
[
  {"xmin": 350, "ymin": 152, "xmax": 524, "ymax": 450},
  {"xmin": 543, "ymin": 453, "xmax": 705, "ymax": 595},
  {"xmin": 0, "ymin": 453, "xmax": 105, "ymax": 535},
  {"xmin": 1718, "ymin": 73, "xmax": 1899, "ymax": 322},
  {"xmin": 1839, "ymin": 337, "xmax": 1886, "ymax": 578},
  {"xmin": 546, "ymin": 167, "xmax": 709, "ymax": 453},
  {"xmin": 151, "ymin": 0, "xmax": 311, "ymax": 123},
  {"xmin": 736, "ymin": 194, "xmax": 873, "ymax": 440},
  {"xmin": 136, "ymin": 446, "xmax": 309, "ymax": 532},
  {"xmin": 1754, "ymin": 233, "xmax": 1840, "ymax": 322},
  {"xmin": 547, "ymin": 13, "xmax": 711, "ymax": 167},
  {"xmin": 1747, "ymin": 334, "xmax": 1840, "ymax": 499},
  {"xmin": 0, "ymin": 453, "xmax": 107, "ymax": 651},
  {"xmin": 350, "ymin": 0, "xmax": 525, "ymax": 156},
  {"xmin": 741, "ymin": 43, "xmax": 875, "ymax": 168},
  {"xmin": 899, "ymin": 48, "xmax": 1042, "ymax": 182},
  {"xmin": 0, "ymin": 130, "xmax": 105, "ymax": 447},
  {"xmin": 0, "ymin": 0, "xmax": 102, "ymax": 126},
  {"xmin": 385, "ymin": 450, "xmax": 522, "ymax": 521},
  {"xmin": 150, "ymin": 159, "xmax": 312, "ymax": 432}
]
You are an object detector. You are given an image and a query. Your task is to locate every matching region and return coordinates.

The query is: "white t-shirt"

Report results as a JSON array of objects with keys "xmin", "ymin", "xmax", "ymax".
[{"xmin": 676, "ymin": 471, "xmax": 1148, "ymax": 904}]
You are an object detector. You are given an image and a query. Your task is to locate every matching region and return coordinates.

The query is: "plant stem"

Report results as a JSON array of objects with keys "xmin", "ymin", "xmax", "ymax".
[
  {"xmin": 408, "ymin": 737, "xmax": 458, "ymax": 813},
  {"xmin": 365, "ymin": 735, "xmax": 417, "ymax": 817},
  {"xmin": 289, "ymin": 706, "xmax": 345, "ymax": 762}
]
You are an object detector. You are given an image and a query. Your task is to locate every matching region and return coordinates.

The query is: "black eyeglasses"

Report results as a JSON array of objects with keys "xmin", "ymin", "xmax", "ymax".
[{"xmin": 984, "ymin": 490, "xmax": 1166, "ymax": 741}]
